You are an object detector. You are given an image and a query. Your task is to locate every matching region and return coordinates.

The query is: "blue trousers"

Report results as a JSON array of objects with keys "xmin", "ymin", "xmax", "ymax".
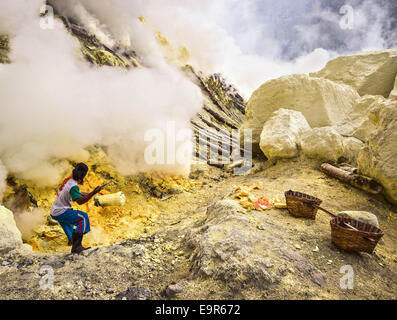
[{"xmin": 52, "ymin": 209, "xmax": 91, "ymax": 240}]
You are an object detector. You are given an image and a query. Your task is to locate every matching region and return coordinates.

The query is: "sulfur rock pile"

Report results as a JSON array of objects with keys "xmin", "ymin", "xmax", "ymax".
[
  {"xmin": 357, "ymin": 99, "xmax": 397, "ymax": 205},
  {"xmin": 241, "ymin": 49, "xmax": 397, "ymax": 204},
  {"xmin": 0, "ymin": 206, "xmax": 23, "ymax": 254},
  {"xmin": 310, "ymin": 50, "xmax": 397, "ymax": 98},
  {"xmin": 240, "ymin": 74, "xmax": 360, "ymax": 154}
]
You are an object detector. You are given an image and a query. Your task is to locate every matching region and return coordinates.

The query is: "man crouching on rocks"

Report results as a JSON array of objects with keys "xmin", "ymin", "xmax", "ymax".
[{"xmin": 50, "ymin": 163, "xmax": 103, "ymax": 254}]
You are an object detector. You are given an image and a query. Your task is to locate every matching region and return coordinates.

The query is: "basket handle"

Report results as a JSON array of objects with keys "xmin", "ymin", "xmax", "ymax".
[
  {"xmin": 312, "ymin": 204, "xmax": 337, "ymax": 218},
  {"xmin": 313, "ymin": 204, "xmax": 360, "ymax": 232}
]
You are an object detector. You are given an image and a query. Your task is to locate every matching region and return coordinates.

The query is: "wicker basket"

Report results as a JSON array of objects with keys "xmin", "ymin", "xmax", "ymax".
[
  {"xmin": 284, "ymin": 190, "xmax": 322, "ymax": 220},
  {"xmin": 330, "ymin": 217, "xmax": 384, "ymax": 253}
]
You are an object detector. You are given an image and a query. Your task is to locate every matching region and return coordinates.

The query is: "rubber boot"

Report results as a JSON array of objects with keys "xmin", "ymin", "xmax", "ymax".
[{"xmin": 71, "ymin": 233, "xmax": 91, "ymax": 254}]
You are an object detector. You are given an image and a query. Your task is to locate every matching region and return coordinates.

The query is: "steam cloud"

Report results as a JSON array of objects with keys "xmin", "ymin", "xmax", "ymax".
[
  {"xmin": 13, "ymin": 208, "xmax": 46, "ymax": 241},
  {"xmin": 48, "ymin": 0, "xmax": 395, "ymax": 96},
  {"xmin": 0, "ymin": 0, "xmax": 394, "ymax": 190},
  {"xmin": 0, "ymin": 0, "xmax": 203, "ymax": 188}
]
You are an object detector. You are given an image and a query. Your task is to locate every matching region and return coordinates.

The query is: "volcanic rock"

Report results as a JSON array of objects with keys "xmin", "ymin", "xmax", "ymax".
[
  {"xmin": 357, "ymin": 99, "xmax": 397, "ymax": 204},
  {"xmin": 241, "ymin": 74, "xmax": 359, "ymax": 153},
  {"xmin": 337, "ymin": 211, "xmax": 379, "ymax": 228},
  {"xmin": 299, "ymin": 127, "xmax": 345, "ymax": 163},
  {"xmin": 259, "ymin": 108, "xmax": 311, "ymax": 162},
  {"xmin": 311, "ymin": 50, "xmax": 397, "ymax": 98},
  {"xmin": 0, "ymin": 206, "xmax": 23, "ymax": 254},
  {"xmin": 390, "ymin": 76, "xmax": 397, "ymax": 99}
]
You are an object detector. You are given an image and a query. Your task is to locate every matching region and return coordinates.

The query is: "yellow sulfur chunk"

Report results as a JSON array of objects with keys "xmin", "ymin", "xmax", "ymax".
[
  {"xmin": 239, "ymin": 199, "xmax": 255, "ymax": 211},
  {"xmin": 139, "ymin": 16, "xmax": 146, "ymax": 24},
  {"xmin": 273, "ymin": 201, "xmax": 287, "ymax": 209},
  {"xmin": 251, "ymin": 182, "xmax": 264, "ymax": 190},
  {"xmin": 272, "ymin": 196, "xmax": 287, "ymax": 209}
]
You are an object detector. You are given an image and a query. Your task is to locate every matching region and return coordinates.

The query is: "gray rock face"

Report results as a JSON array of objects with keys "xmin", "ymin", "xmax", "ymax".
[
  {"xmin": 185, "ymin": 200, "xmax": 326, "ymax": 291},
  {"xmin": 185, "ymin": 200, "xmax": 278, "ymax": 289},
  {"xmin": 188, "ymin": 71, "xmax": 247, "ymax": 164},
  {"xmin": 281, "ymin": 248, "xmax": 326, "ymax": 287},
  {"xmin": 337, "ymin": 211, "xmax": 379, "ymax": 228}
]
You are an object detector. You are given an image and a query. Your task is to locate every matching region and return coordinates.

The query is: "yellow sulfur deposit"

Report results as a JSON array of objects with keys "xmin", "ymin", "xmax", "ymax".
[
  {"xmin": 14, "ymin": 147, "xmax": 203, "ymax": 253},
  {"xmin": 251, "ymin": 182, "xmax": 264, "ymax": 190},
  {"xmin": 238, "ymin": 199, "xmax": 255, "ymax": 212},
  {"xmin": 139, "ymin": 15, "xmax": 146, "ymax": 24},
  {"xmin": 138, "ymin": 16, "xmax": 189, "ymax": 65},
  {"xmin": 233, "ymin": 190, "xmax": 250, "ymax": 199},
  {"xmin": 177, "ymin": 46, "xmax": 190, "ymax": 63},
  {"xmin": 232, "ymin": 182, "xmax": 272, "ymax": 212},
  {"xmin": 155, "ymin": 30, "xmax": 169, "ymax": 46},
  {"xmin": 234, "ymin": 182, "xmax": 264, "ymax": 192},
  {"xmin": 272, "ymin": 196, "xmax": 287, "ymax": 209},
  {"xmin": 151, "ymin": 30, "xmax": 191, "ymax": 66}
]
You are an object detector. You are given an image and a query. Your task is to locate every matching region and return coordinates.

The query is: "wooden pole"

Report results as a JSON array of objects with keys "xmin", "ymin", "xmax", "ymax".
[{"xmin": 320, "ymin": 163, "xmax": 383, "ymax": 195}]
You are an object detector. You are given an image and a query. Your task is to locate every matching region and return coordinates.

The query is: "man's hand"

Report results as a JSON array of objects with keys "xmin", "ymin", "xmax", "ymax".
[{"xmin": 75, "ymin": 186, "xmax": 102, "ymax": 205}]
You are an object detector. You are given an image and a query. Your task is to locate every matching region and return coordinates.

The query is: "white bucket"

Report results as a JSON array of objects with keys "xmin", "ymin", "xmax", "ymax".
[{"xmin": 94, "ymin": 192, "xmax": 126, "ymax": 207}]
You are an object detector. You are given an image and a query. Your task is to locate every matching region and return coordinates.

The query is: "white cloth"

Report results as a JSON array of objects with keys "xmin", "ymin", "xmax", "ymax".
[{"xmin": 50, "ymin": 179, "xmax": 78, "ymax": 217}]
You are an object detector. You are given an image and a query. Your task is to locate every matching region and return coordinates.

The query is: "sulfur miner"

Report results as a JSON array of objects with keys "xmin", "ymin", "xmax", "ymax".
[{"xmin": 50, "ymin": 163, "xmax": 104, "ymax": 254}]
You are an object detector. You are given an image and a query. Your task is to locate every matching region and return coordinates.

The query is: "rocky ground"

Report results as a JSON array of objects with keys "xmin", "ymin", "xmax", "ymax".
[{"xmin": 1, "ymin": 159, "xmax": 396, "ymax": 300}]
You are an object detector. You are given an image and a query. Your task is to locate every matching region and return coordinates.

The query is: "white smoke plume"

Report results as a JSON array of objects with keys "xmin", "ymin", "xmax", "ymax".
[
  {"xmin": 52, "ymin": 0, "xmax": 394, "ymax": 95},
  {"xmin": 13, "ymin": 208, "xmax": 46, "ymax": 241},
  {"xmin": 0, "ymin": 0, "xmax": 203, "ymax": 188},
  {"xmin": 0, "ymin": 0, "xmax": 393, "ymax": 190},
  {"xmin": 50, "ymin": 0, "xmax": 331, "ymax": 96}
]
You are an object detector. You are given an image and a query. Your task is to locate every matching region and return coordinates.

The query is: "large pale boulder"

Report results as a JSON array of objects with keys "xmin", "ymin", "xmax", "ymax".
[
  {"xmin": 259, "ymin": 109, "xmax": 311, "ymax": 162},
  {"xmin": 0, "ymin": 206, "xmax": 23, "ymax": 254},
  {"xmin": 299, "ymin": 127, "xmax": 345, "ymax": 163},
  {"xmin": 357, "ymin": 99, "xmax": 397, "ymax": 204},
  {"xmin": 241, "ymin": 74, "xmax": 360, "ymax": 153},
  {"xmin": 336, "ymin": 95, "xmax": 386, "ymax": 142},
  {"xmin": 390, "ymin": 76, "xmax": 397, "ymax": 99},
  {"xmin": 311, "ymin": 50, "xmax": 397, "ymax": 98}
]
